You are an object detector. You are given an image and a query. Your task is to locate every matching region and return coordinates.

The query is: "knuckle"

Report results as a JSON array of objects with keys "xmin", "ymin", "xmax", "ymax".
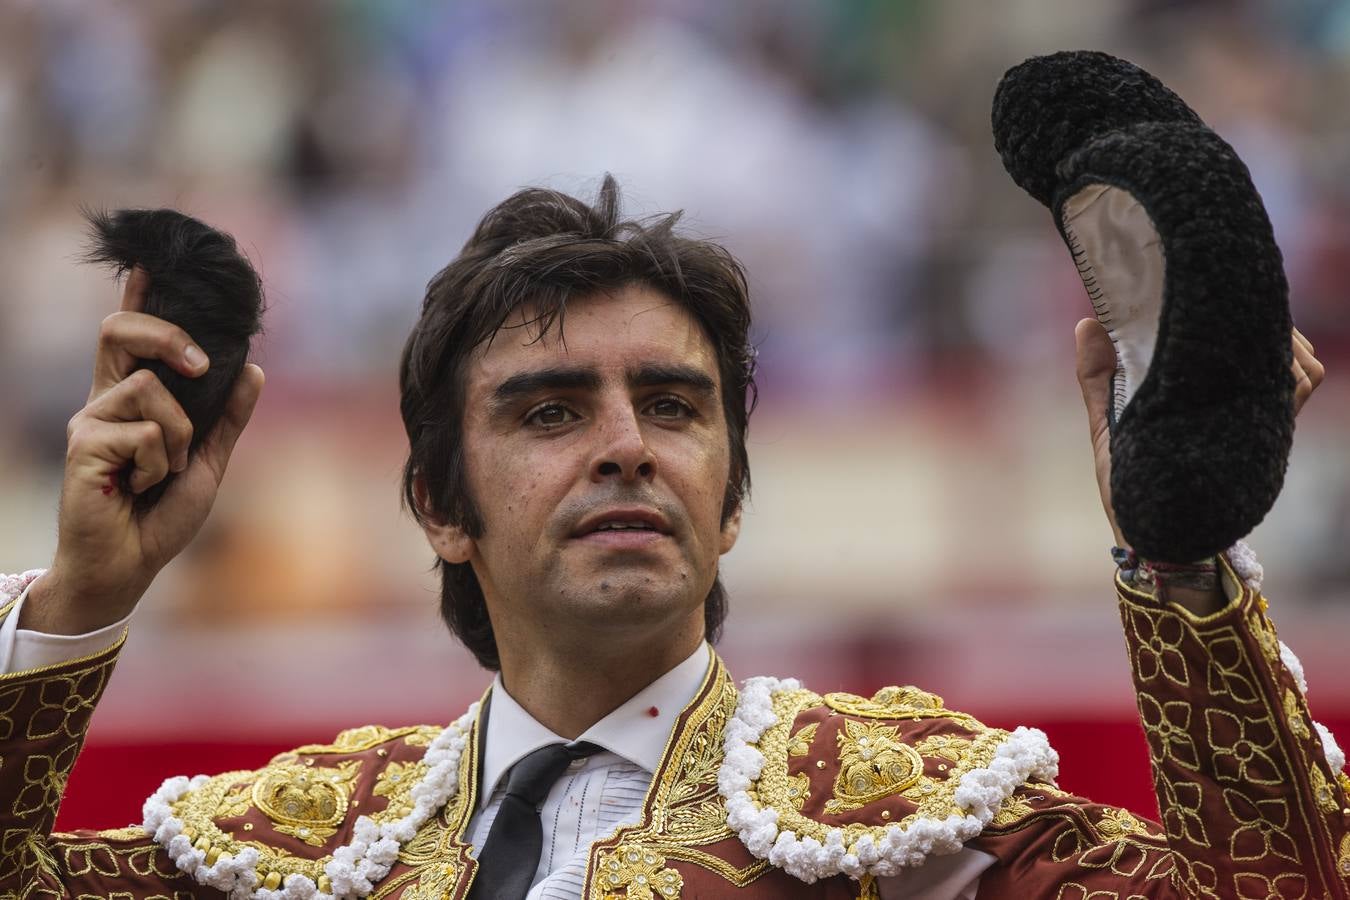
[
  {"xmin": 136, "ymin": 419, "xmax": 165, "ymax": 445},
  {"xmin": 126, "ymin": 367, "xmax": 159, "ymax": 391},
  {"xmin": 98, "ymin": 312, "xmax": 123, "ymax": 336}
]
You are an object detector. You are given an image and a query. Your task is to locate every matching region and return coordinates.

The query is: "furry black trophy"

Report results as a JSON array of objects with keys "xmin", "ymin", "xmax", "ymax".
[
  {"xmin": 992, "ymin": 51, "xmax": 1294, "ymax": 563},
  {"xmin": 83, "ymin": 209, "xmax": 264, "ymax": 511}
]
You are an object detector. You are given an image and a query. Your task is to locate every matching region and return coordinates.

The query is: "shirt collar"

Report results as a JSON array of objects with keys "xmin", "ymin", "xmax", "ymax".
[{"xmin": 478, "ymin": 643, "xmax": 712, "ymax": 810}]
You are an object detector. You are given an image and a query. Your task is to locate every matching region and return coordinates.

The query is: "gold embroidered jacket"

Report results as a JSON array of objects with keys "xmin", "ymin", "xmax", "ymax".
[{"xmin": 0, "ymin": 561, "xmax": 1347, "ymax": 899}]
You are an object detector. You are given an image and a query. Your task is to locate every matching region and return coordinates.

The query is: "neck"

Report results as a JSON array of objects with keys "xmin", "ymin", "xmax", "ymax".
[{"xmin": 496, "ymin": 627, "xmax": 704, "ymax": 739}]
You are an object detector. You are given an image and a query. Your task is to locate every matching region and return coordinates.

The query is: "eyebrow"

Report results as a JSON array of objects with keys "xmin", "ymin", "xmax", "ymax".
[{"xmin": 487, "ymin": 363, "xmax": 718, "ymax": 414}]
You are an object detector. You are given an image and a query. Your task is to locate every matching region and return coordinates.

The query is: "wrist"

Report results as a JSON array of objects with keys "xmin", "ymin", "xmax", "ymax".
[
  {"xmin": 20, "ymin": 566, "xmax": 147, "ymax": 635},
  {"xmin": 1113, "ymin": 548, "xmax": 1227, "ymax": 616}
]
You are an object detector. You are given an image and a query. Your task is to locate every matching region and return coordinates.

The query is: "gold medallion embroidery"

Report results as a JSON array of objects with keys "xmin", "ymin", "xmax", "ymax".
[
  {"xmin": 826, "ymin": 719, "xmax": 924, "ymax": 813},
  {"xmin": 251, "ymin": 760, "xmax": 361, "ymax": 846},
  {"xmin": 595, "ymin": 844, "xmax": 683, "ymax": 899}
]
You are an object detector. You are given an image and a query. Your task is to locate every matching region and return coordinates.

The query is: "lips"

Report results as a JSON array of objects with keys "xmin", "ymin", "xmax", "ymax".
[{"xmin": 570, "ymin": 508, "xmax": 672, "ymax": 539}]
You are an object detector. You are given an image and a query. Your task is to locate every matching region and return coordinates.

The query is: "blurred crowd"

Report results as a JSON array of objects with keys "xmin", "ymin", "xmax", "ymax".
[{"xmin": 2, "ymin": 0, "xmax": 1349, "ymax": 639}]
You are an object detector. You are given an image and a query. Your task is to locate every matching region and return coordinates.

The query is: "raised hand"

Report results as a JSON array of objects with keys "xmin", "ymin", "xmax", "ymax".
[
  {"xmin": 22, "ymin": 269, "xmax": 264, "ymax": 634},
  {"xmin": 1074, "ymin": 318, "xmax": 1322, "ymax": 551}
]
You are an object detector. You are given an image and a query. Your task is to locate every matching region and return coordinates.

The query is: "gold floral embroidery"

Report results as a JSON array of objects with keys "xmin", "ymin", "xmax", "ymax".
[
  {"xmin": 1137, "ymin": 693, "xmax": 1200, "ymax": 771},
  {"xmin": 1232, "ymin": 871, "xmax": 1308, "ymax": 899},
  {"xmin": 1249, "ymin": 610, "xmax": 1281, "ymax": 669},
  {"xmin": 28, "ymin": 665, "xmax": 109, "ymax": 740},
  {"xmin": 1310, "ymin": 765, "xmax": 1340, "ymax": 815},
  {"xmin": 14, "ymin": 745, "xmax": 78, "ymax": 819},
  {"xmin": 1125, "ymin": 606, "xmax": 1190, "ymax": 686},
  {"xmin": 787, "ymin": 722, "xmax": 817, "ymax": 757},
  {"xmin": 1206, "ymin": 710, "xmax": 1281, "ymax": 786},
  {"xmin": 989, "ymin": 792, "xmax": 1035, "ymax": 827},
  {"xmin": 594, "ymin": 845, "xmax": 682, "ymax": 899},
  {"xmin": 825, "ymin": 719, "xmax": 925, "ymax": 813},
  {"xmin": 1206, "ymin": 635, "xmax": 1258, "ymax": 704},
  {"xmin": 1095, "ymin": 807, "xmax": 1147, "ymax": 839},
  {"xmin": 371, "ymin": 761, "xmax": 428, "ymax": 823},
  {"xmin": 1338, "ymin": 833, "xmax": 1350, "ymax": 878},
  {"xmin": 785, "ymin": 773, "xmax": 811, "ymax": 811},
  {"xmin": 1222, "ymin": 788, "xmax": 1299, "ymax": 863},
  {"xmin": 1172, "ymin": 856, "xmax": 1220, "ymax": 898},
  {"xmin": 913, "ymin": 733, "xmax": 970, "ymax": 762},
  {"xmin": 0, "ymin": 685, "xmax": 23, "ymax": 741},
  {"xmin": 1154, "ymin": 775, "xmax": 1209, "ymax": 848},
  {"xmin": 1282, "ymin": 689, "xmax": 1311, "ymax": 740}
]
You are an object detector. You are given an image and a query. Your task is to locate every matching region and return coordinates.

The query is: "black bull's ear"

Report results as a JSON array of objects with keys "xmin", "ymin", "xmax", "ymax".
[
  {"xmin": 993, "ymin": 51, "xmax": 1294, "ymax": 564},
  {"xmin": 84, "ymin": 208, "xmax": 265, "ymax": 511}
]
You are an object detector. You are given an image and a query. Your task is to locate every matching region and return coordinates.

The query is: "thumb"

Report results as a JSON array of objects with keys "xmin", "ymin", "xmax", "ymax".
[
  {"xmin": 199, "ymin": 363, "xmax": 265, "ymax": 481},
  {"xmin": 1075, "ymin": 317, "xmax": 1115, "ymax": 437}
]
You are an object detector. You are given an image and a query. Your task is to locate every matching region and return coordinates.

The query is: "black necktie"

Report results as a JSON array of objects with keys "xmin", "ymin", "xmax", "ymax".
[{"xmin": 468, "ymin": 741, "xmax": 602, "ymax": 899}]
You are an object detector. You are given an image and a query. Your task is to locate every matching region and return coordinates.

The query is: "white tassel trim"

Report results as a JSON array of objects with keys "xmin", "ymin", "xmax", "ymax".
[
  {"xmin": 1225, "ymin": 540, "xmax": 1263, "ymax": 592},
  {"xmin": 719, "ymin": 676, "xmax": 1058, "ymax": 881},
  {"xmin": 143, "ymin": 703, "xmax": 479, "ymax": 900}
]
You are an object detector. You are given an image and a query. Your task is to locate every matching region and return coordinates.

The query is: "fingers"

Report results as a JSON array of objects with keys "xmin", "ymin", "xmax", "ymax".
[
  {"xmin": 92, "ymin": 311, "xmax": 208, "ymax": 400},
  {"xmin": 1291, "ymin": 327, "xmax": 1325, "ymax": 415},
  {"xmin": 80, "ymin": 369, "xmax": 194, "ymax": 472},
  {"xmin": 66, "ymin": 418, "xmax": 172, "ymax": 495},
  {"xmin": 119, "ymin": 266, "xmax": 149, "ymax": 313},
  {"xmin": 197, "ymin": 364, "xmax": 265, "ymax": 481},
  {"xmin": 1074, "ymin": 317, "xmax": 1116, "ymax": 426}
]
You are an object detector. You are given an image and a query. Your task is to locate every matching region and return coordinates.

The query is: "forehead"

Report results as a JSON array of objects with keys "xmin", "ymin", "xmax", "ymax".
[{"xmin": 466, "ymin": 285, "xmax": 720, "ymax": 388}]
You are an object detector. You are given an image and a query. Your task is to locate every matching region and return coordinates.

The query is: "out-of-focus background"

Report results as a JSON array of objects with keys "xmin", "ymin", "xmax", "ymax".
[{"xmin": 2, "ymin": 0, "xmax": 1348, "ymax": 827}]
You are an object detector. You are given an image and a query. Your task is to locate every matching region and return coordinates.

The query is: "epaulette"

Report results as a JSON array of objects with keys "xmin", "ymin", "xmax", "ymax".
[
  {"xmin": 142, "ymin": 709, "xmax": 480, "ymax": 900},
  {"xmin": 720, "ymin": 678, "xmax": 1058, "ymax": 881}
]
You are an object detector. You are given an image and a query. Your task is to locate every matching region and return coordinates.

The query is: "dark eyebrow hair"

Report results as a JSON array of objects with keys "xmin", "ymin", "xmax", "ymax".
[
  {"xmin": 488, "ymin": 367, "xmax": 602, "ymax": 414},
  {"xmin": 487, "ymin": 363, "xmax": 719, "ymax": 418},
  {"xmin": 629, "ymin": 363, "xmax": 718, "ymax": 398}
]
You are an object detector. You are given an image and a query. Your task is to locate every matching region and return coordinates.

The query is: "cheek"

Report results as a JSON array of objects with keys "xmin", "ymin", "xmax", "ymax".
[{"xmin": 476, "ymin": 452, "xmax": 571, "ymax": 547}]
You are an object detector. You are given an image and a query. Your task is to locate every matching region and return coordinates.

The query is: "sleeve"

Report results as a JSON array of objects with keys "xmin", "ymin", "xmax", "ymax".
[
  {"xmin": 0, "ymin": 572, "xmax": 200, "ymax": 899},
  {"xmin": 0, "ymin": 572, "xmax": 131, "ymax": 675},
  {"xmin": 1118, "ymin": 555, "xmax": 1350, "ymax": 898},
  {"xmin": 972, "ymin": 555, "xmax": 1350, "ymax": 899}
]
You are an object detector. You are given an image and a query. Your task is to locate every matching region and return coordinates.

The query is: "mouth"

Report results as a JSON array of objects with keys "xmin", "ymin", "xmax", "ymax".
[{"xmin": 571, "ymin": 508, "xmax": 672, "ymax": 548}]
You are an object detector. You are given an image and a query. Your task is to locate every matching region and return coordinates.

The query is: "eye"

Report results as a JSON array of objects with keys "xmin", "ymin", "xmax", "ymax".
[
  {"xmin": 647, "ymin": 396, "xmax": 695, "ymax": 419},
  {"xmin": 526, "ymin": 403, "xmax": 578, "ymax": 429}
]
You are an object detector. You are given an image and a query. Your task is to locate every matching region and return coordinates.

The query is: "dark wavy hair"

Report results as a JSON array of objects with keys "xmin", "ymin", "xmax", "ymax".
[{"xmin": 399, "ymin": 176, "xmax": 757, "ymax": 670}]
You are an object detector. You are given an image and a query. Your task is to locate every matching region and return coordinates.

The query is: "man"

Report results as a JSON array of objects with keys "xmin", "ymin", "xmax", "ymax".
[{"xmin": 0, "ymin": 166, "xmax": 1343, "ymax": 898}]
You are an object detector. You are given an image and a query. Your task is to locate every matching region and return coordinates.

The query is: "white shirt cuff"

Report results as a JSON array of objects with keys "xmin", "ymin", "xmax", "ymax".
[{"xmin": 0, "ymin": 575, "xmax": 130, "ymax": 674}]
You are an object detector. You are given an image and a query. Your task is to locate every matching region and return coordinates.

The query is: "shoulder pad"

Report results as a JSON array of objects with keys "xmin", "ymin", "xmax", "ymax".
[
  {"xmin": 721, "ymin": 678, "xmax": 1058, "ymax": 881},
  {"xmin": 144, "ymin": 723, "xmax": 451, "ymax": 894}
]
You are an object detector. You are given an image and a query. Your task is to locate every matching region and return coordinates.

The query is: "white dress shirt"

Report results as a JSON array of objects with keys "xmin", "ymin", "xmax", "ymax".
[{"xmin": 2, "ymin": 580, "xmax": 994, "ymax": 898}]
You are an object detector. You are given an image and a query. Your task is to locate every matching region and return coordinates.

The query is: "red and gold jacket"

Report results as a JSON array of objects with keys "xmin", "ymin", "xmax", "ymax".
[{"xmin": 0, "ymin": 559, "xmax": 1347, "ymax": 899}]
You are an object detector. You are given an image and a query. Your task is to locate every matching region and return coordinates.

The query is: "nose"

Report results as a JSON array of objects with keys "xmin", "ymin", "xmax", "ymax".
[{"xmin": 590, "ymin": 403, "xmax": 655, "ymax": 483}]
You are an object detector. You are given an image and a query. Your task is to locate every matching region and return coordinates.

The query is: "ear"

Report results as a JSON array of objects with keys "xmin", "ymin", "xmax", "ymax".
[
  {"xmin": 414, "ymin": 475, "xmax": 475, "ymax": 565},
  {"xmin": 718, "ymin": 504, "xmax": 742, "ymax": 555}
]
